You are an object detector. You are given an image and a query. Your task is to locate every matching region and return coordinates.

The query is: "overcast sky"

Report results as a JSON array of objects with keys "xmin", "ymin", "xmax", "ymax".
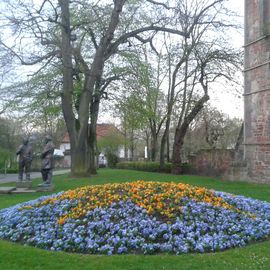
[
  {"xmin": 1, "ymin": 0, "xmax": 245, "ymax": 121},
  {"xmin": 209, "ymin": 0, "xmax": 244, "ymax": 119},
  {"xmin": 100, "ymin": 0, "xmax": 245, "ymax": 124}
]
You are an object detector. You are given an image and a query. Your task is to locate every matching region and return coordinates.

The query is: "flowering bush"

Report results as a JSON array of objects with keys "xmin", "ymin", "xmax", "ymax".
[{"xmin": 0, "ymin": 180, "xmax": 270, "ymax": 255}]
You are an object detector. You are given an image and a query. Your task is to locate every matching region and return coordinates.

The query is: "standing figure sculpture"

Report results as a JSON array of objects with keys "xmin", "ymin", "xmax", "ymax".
[
  {"xmin": 16, "ymin": 137, "xmax": 33, "ymax": 181},
  {"xmin": 41, "ymin": 135, "xmax": 55, "ymax": 185}
]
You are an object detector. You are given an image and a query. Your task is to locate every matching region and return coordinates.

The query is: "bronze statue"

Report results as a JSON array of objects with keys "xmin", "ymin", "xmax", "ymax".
[
  {"xmin": 16, "ymin": 137, "xmax": 33, "ymax": 181},
  {"xmin": 40, "ymin": 135, "xmax": 55, "ymax": 185}
]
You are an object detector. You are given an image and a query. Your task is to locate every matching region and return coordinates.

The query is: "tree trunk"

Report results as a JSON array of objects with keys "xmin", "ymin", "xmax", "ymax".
[
  {"xmin": 171, "ymin": 129, "xmax": 184, "ymax": 174},
  {"xmin": 124, "ymin": 123, "xmax": 128, "ymax": 160},
  {"xmin": 71, "ymin": 146, "xmax": 88, "ymax": 177},
  {"xmin": 159, "ymin": 46, "xmax": 183, "ymax": 169},
  {"xmin": 171, "ymin": 94, "xmax": 209, "ymax": 174},
  {"xmin": 60, "ymin": 0, "xmax": 92, "ymax": 177},
  {"xmin": 88, "ymin": 124, "xmax": 97, "ymax": 175},
  {"xmin": 59, "ymin": 0, "xmax": 126, "ymax": 177},
  {"xmin": 59, "ymin": 0, "xmax": 89, "ymax": 177},
  {"xmin": 149, "ymin": 119, "xmax": 158, "ymax": 161},
  {"xmin": 130, "ymin": 129, "xmax": 135, "ymax": 161},
  {"xmin": 150, "ymin": 134, "xmax": 158, "ymax": 161},
  {"xmin": 160, "ymin": 117, "xmax": 170, "ymax": 168},
  {"xmin": 159, "ymin": 130, "xmax": 171, "ymax": 165},
  {"xmin": 166, "ymin": 133, "xmax": 170, "ymax": 162},
  {"xmin": 160, "ymin": 131, "xmax": 167, "ymax": 168}
]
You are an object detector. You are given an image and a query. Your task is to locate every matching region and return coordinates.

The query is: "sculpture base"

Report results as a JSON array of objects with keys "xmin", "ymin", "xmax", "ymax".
[
  {"xmin": 0, "ymin": 187, "xmax": 16, "ymax": 194},
  {"xmin": 16, "ymin": 181, "xmax": 32, "ymax": 189},
  {"xmin": 36, "ymin": 184, "xmax": 55, "ymax": 192},
  {"xmin": 12, "ymin": 188, "xmax": 36, "ymax": 194}
]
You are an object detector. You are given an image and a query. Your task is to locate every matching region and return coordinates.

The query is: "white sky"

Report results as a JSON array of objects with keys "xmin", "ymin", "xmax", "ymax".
[
  {"xmin": 209, "ymin": 0, "xmax": 244, "ymax": 119},
  {"xmin": 100, "ymin": 0, "xmax": 245, "ymax": 123},
  {"xmin": 1, "ymin": 0, "xmax": 245, "ymax": 121}
]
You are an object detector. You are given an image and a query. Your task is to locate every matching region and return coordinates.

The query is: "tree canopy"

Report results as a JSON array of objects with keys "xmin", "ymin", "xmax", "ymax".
[{"xmin": 0, "ymin": 0, "xmax": 243, "ymax": 175}]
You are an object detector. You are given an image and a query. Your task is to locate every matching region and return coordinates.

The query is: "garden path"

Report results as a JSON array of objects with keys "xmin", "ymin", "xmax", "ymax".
[{"xmin": 0, "ymin": 169, "xmax": 70, "ymax": 184}]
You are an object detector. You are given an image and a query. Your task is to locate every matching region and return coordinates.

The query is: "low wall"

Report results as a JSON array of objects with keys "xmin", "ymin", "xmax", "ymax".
[{"xmin": 189, "ymin": 149, "xmax": 234, "ymax": 177}]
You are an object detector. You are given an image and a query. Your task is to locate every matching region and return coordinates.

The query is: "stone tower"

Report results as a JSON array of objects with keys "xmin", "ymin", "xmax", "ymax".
[{"xmin": 244, "ymin": 0, "xmax": 270, "ymax": 183}]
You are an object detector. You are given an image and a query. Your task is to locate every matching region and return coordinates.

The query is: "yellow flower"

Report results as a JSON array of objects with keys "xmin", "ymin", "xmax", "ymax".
[{"xmin": 34, "ymin": 180, "xmax": 246, "ymax": 225}]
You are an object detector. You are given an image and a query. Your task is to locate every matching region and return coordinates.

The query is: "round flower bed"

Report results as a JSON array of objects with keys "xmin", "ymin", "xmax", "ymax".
[{"xmin": 0, "ymin": 180, "xmax": 270, "ymax": 254}]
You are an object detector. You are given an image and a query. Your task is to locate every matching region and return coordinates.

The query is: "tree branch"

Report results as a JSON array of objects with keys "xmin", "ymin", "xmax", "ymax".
[
  {"xmin": 0, "ymin": 40, "xmax": 59, "ymax": 65},
  {"xmin": 86, "ymin": 27, "xmax": 98, "ymax": 50},
  {"xmin": 188, "ymin": 0, "xmax": 223, "ymax": 35},
  {"xmin": 37, "ymin": 0, "xmax": 48, "ymax": 14},
  {"xmin": 157, "ymin": 115, "xmax": 167, "ymax": 134},
  {"xmin": 145, "ymin": 0, "xmax": 171, "ymax": 10},
  {"xmin": 73, "ymin": 47, "xmax": 90, "ymax": 75},
  {"xmin": 0, "ymin": 107, "xmax": 6, "ymax": 115},
  {"xmin": 134, "ymin": 34, "xmax": 160, "ymax": 55},
  {"xmin": 100, "ymin": 75, "xmax": 121, "ymax": 93},
  {"xmin": 106, "ymin": 25, "xmax": 188, "ymax": 57}
]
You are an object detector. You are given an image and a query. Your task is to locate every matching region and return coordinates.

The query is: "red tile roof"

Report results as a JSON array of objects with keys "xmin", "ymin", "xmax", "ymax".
[
  {"xmin": 62, "ymin": 124, "xmax": 121, "ymax": 143},
  {"xmin": 96, "ymin": 124, "xmax": 119, "ymax": 139}
]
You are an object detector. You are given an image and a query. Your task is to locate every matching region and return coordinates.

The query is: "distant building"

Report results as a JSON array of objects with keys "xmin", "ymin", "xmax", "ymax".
[{"xmin": 59, "ymin": 123, "xmax": 126, "ymax": 167}]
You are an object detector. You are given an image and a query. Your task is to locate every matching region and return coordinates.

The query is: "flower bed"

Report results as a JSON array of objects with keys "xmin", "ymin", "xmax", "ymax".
[{"xmin": 0, "ymin": 180, "xmax": 270, "ymax": 254}]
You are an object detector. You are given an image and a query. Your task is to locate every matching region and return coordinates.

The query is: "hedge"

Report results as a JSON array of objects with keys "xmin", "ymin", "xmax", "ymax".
[{"xmin": 115, "ymin": 162, "xmax": 192, "ymax": 174}]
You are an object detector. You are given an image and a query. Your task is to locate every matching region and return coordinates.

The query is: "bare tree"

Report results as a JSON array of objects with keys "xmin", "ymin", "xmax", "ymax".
[
  {"xmin": 183, "ymin": 106, "xmax": 243, "ymax": 156},
  {"xmin": 149, "ymin": 0, "xmax": 244, "ymax": 173},
  {"xmin": 1, "ymin": 0, "xmax": 195, "ymax": 176}
]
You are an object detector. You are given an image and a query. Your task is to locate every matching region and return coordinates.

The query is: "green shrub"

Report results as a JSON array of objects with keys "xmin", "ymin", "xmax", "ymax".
[
  {"xmin": 116, "ymin": 162, "xmax": 153, "ymax": 172},
  {"xmin": 2, "ymin": 168, "xmax": 18, "ymax": 174},
  {"xmin": 0, "ymin": 148, "xmax": 12, "ymax": 169},
  {"xmin": 181, "ymin": 162, "xmax": 193, "ymax": 174},
  {"xmin": 107, "ymin": 153, "xmax": 119, "ymax": 168},
  {"xmin": 0, "ymin": 165, "xmax": 18, "ymax": 174},
  {"xmin": 116, "ymin": 161, "xmax": 192, "ymax": 174}
]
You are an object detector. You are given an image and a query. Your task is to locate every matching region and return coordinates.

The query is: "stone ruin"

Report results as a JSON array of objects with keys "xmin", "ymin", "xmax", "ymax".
[{"xmin": 228, "ymin": 0, "xmax": 270, "ymax": 183}]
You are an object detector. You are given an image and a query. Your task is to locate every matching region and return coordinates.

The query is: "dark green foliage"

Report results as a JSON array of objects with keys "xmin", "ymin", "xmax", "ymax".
[
  {"xmin": 0, "ymin": 148, "xmax": 13, "ymax": 171},
  {"xmin": 0, "ymin": 167, "xmax": 18, "ymax": 174},
  {"xmin": 116, "ymin": 161, "xmax": 191, "ymax": 173},
  {"xmin": 106, "ymin": 153, "xmax": 119, "ymax": 168},
  {"xmin": 181, "ymin": 163, "xmax": 193, "ymax": 174},
  {"xmin": 116, "ymin": 161, "xmax": 162, "ymax": 172}
]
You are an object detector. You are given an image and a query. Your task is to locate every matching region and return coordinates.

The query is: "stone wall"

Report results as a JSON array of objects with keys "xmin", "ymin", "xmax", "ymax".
[
  {"xmin": 243, "ymin": 0, "xmax": 270, "ymax": 183},
  {"xmin": 189, "ymin": 149, "xmax": 234, "ymax": 177}
]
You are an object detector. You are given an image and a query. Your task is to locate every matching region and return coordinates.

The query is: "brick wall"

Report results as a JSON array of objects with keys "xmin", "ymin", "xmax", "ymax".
[
  {"xmin": 189, "ymin": 149, "xmax": 234, "ymax": 177},
  {"xmin": 244, "ymin": 0, "xmax": 270, "ymax": 183}
]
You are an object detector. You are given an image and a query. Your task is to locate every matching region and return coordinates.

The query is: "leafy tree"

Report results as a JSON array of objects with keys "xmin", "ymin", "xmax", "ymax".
[
  {"xmin": 0, "ymin": 0, "xmax": 243, "ymax": 176},
  {"xmin": 0, "ymin": 0, "xmax": 195, "ymax": 176},
  {"xmin": 0, "ymin": 68, "xmax": 66, "ymax": 147},
  {"xmin": 97, "ymin": 128, "xmax": 125, "ymax": 167},
  {"xmin": 0, "ymin": 117, "xmax": 23, "ymax": 170},
  {"xmin": 114, "ymin": 49, "xmax": 167, "ymax": 161},
  {"xmin": 115, "ymin": 93, "xmax": 148, "ymax": 161}
]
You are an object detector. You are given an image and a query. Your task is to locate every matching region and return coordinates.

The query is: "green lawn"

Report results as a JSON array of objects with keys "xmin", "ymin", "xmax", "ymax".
[{"xmin": 0, "ymin": 169, "xmax": 270, "ymax": 270}]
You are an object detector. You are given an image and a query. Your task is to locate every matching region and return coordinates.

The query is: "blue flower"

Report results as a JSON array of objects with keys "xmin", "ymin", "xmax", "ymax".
[{"xmin": 1, "ymin": 189, "xmax": 270, "ymax": 254}]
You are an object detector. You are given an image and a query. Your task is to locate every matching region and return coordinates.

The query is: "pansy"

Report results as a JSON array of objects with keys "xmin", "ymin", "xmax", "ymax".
[{"xmin": 0, "ymin": 180, "xmax": 270, "ymax": 254}]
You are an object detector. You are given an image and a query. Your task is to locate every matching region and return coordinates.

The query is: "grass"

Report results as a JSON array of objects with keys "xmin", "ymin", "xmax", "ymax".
[{"xmin": 0, "ymin": 168, "xmax": 270, "ymax": 270}]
